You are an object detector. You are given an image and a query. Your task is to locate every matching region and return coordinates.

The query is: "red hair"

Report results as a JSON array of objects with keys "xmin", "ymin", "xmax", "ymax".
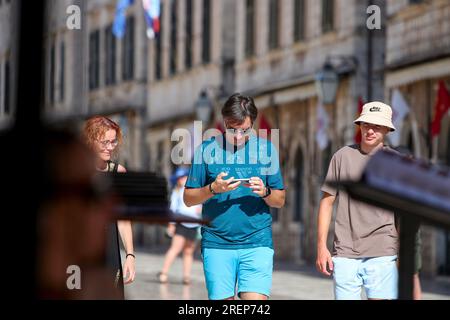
[{"xmin": 83, "ymin": 116, "xmax": 123, "ymax": 154}]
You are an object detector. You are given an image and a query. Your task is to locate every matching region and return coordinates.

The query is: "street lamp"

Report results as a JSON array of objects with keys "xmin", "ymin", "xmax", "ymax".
[
  {"xmin": 195, "ymin": 90, "xmax": 213, "ymax": 124},
  {"xmin": 315, "ymin": 62, "xmax": 339, "ymax": 105}
]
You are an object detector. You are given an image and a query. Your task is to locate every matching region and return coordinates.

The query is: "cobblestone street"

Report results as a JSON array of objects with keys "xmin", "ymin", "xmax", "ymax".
[{"xmin": 124, "ymin": 248, "xmax": 450, "ymax": 300}]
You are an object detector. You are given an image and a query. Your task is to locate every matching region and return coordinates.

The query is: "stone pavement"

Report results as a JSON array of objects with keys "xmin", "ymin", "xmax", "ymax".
[{"xmin": 124, "ymin": 248, "xmax": 450, "ymax": 300}]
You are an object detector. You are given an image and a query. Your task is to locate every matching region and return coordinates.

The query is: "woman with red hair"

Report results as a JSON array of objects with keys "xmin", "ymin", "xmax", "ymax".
[{"xmin": 83, "ymin": 116, "xmax": 136, "ymax": 297}]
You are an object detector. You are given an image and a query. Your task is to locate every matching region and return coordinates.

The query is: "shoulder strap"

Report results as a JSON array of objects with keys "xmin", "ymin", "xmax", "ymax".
[
  {"xmin": 112, "ymin": 162, "xmax": 118, "ymax": 173},
  {"xmin": 106, "ymin": 160, "xmax": 119, "ymax": 173}
]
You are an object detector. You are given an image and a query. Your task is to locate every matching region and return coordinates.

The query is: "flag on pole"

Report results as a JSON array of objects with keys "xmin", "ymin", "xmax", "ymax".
[
  {"xmin": 431, "ymin": 80, "xmax": 450, "ymax": 138},
  {"xmin": 259, "ymin": 113, "xmax": 272, "ymax": 136},
  {"xmin": 112, "ymin": 0, "xmax": 134, "ymax": 38},
  {"xmin": 142, "ymin": 0, "xmax": 161, "ymax": 39},
  {"xmin": 354, "ymin": 97, "xmax": 364, "ymax": 144},
  {"xmin": 389, "ymin": 89, "xmax": 411, "ymax": 147},
  {"xmin": 316, "ymin": 102, "xmax": 330, "ymax": 150}
]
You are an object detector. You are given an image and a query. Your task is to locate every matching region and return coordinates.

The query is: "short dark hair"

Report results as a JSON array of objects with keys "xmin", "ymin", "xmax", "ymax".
[{"xmin": 222, "ymin": 93, "xmax": 258, "ymax": 125}]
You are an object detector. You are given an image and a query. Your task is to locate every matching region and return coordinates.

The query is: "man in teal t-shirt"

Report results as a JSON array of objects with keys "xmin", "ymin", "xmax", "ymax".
[{"xmin": 184, "ymin": 93, "xmax": 285, "ymax": 300}]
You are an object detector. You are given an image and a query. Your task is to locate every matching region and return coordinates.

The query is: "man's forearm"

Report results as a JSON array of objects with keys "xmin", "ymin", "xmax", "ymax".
[
  {"xmin": 317, "ymin": 201, "xmax": 333, "ymax": 248},
  {"xmin": 184, "ymin": 184, "xmax": 214, "ymax": 207},
  {"xmin": 263, "ymin": 189, "xmax": 285, "ymax": 208}
]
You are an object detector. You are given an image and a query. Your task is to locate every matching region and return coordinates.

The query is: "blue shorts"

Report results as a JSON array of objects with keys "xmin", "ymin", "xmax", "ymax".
[
  {"xmin": 332, "ymin": 255, "xmax": 398, "ymax": 300},
  {"xmin": 202, "ymin": 247, "xmax": 274, "ymax": 300}
]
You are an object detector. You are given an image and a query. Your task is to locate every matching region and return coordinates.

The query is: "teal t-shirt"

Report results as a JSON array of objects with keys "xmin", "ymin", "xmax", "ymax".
[{"xmin": 185, "ymin": 134, "xmax": 284, "ymax": 249}]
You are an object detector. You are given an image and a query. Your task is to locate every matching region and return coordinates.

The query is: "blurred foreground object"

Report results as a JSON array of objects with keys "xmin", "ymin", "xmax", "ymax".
[
  {"xmin": 104, "ymin": 172, "xmax": 210, "ymax": 225},
  {"xmin": 331, "ymin": 150, "xmax": 450, "ymax": 227},
  {"xmin": 329, "ymin": 149, "xmax": 450, "ymax": 300},
  {"xmin": 38, "ymin": 129, "xmax": 122, "ymax": 299},
  {"xmin": 37, "ymin": 131, "xmax": 208, "ymax": 299}
]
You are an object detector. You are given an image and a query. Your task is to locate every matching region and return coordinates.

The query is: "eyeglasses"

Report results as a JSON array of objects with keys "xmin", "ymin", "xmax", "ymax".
[
  {"xmin": 97, "ymin": 139, "xmax": 119, "ymax": 148},
  {"xmin": 360, "ymin": 122, "xmax": 383, "ymax": 131},
  {"xmin": 225, "ymin": 124, "xmax": 253, "ymax": 136}
]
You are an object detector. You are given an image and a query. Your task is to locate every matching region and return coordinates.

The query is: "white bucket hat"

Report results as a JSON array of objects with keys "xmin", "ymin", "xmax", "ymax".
[{"xmin": 354, "ymin": 101, "xmax": 396, "ymax": 131}]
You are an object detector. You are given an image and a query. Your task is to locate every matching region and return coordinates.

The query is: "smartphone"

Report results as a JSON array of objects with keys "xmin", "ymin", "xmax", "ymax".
[{"xmin": 232, "ymin": 178, "xmax": 251, "ymax": 183}]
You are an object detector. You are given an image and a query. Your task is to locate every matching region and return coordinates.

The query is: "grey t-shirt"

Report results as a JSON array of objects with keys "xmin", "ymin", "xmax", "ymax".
[{"xmin": 321, "ymin": 144, "xmax": 399, "ymax": 258}]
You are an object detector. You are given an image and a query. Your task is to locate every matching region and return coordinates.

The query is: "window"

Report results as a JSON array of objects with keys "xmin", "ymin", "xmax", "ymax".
[
  {"xmin": 4, "ymin": 59, "xmax": 10, "ymax": 114},
  {"xmin": 89, "ymin": 30, "xmax": 100, "ymax": 90},
  {"xmin": 105, "ymin": 25, "xmax": 116, "ymax": 86},
  {"xmin": 155, "ymin": 2, "xmax": 163, "ymax": 80},
  {"xmin": 50, "ymin": 43, "xmax": 56, "ymax": 102},
  {"xmin": 122, "ymin": 16, "xmax": 134, "ymax": 81},
  {"xmin": 169, "ymin": 0, "xmax": 177, "ymax": 75},
  {"xmin": 60, "ymin": 41, "xmax": 65, "ymax": 102},
  {"xmin": 268, "ymin": 0, "xmax": 279, "ymax": 50},
  {"xmin": 202, "ymin": 0, "xmax": 211, "ymax": 64},
  {"xmin": 245, "ymin": 0, "xmax": 255, "ymax": 57},
  {"xmin": 294, "ymin": 0, "xmax": 305, "ymax": 42},
  {"xmin": 185, "ymin": 0, "xmax": 193, "ymax": 70},
  {"xmin": 322, "ymin": 0, "xmax": 334, "ymax": 33}
]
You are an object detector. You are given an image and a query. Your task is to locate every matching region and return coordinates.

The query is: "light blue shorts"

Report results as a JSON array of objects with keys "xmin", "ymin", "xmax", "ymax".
[
  {"xmin": 332, "ymin": 255, "xmax": 398, "ymax": 300},
  {"xmin": 202, "ymin": 247, "xmax": 274, "ymax": 300}
]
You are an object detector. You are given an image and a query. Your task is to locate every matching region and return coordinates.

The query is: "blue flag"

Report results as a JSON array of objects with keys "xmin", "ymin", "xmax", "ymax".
[{"xmin": 112, "ymin": 0, "xmax": 134, "ymax": 38}]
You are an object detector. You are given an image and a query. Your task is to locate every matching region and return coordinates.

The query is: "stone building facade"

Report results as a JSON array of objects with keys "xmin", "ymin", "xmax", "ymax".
[{"xmin": 1, "ymin": 0, "xmax": 448, "ymax": 276}]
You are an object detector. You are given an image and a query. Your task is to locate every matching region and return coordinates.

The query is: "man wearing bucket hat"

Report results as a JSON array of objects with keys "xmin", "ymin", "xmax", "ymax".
[{"xmin": 316, "ymin": 102, "xmax": 400, "ymax": 300}]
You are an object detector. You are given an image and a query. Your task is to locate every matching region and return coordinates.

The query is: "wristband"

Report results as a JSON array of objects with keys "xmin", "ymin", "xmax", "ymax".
[{"xmin": 209, "ymin": 182, "xmax": 218, "ymax": 195}]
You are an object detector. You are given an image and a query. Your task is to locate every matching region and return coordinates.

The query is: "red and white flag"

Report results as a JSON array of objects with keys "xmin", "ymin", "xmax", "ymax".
[
  {"xmin": 389, "ymin": 89, "xmax": 411, "ymax": 147},
  {"xmin": 354, "ymin": 97, "xmax": 364, "ymax": 144},
  {"xmin": 431, "ymin": 80, "xmax": 450, "ymax": 138}
]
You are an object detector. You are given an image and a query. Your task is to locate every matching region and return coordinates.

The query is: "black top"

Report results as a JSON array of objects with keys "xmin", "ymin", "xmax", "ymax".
[{"xmin": 104, "ymin": 161, "xmax": 125, "ymax": 299}]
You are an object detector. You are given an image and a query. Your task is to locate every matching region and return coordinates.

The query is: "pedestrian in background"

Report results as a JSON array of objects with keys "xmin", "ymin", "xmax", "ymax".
[
  {"xmin": 158, "ymin": 167, "xmax": 202, "ymax": 285},
  {"xmin": 84, "ymin": 116, "xmax": 136, "ymax": 297}
]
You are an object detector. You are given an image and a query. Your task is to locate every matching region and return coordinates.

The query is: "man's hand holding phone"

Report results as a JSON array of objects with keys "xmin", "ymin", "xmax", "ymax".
[
  {"xmin": 210, "ymin": 172, "xmax": 241, "ymax": 194},
  {"xmin": 231, "ymin": 177, "xmax": 268, "ymax": 197},
  {"xmin": 247, "ymin": 177, "xmax": 267, "ymax": 197}
]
